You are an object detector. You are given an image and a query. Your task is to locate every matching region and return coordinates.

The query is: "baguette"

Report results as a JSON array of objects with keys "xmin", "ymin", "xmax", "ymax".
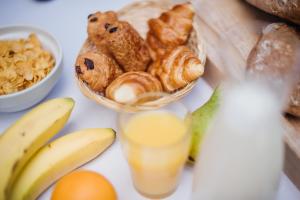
[
  {"xmin": 245, "ymin": 0, "xmax": 300, "ymax": 25},
  {"xmin": 247, "ymin": 23, "xmax": 300, "ymax": 117}
]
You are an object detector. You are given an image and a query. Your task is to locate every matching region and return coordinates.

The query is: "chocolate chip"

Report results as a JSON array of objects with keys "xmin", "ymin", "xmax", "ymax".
[
  {"xmin": 89, "ymin": 17, "xmax": 98, "ymax": 22},
  {"xmin": 188, "ymin": 156, "xmax": 195, "ymax": 162},
  {"xmin": 9, "ymin": 50, "xmax": 14, "ymax": 56},
  {"xmin": 84, "ymin": 58, "xmax": 94, "ymax": 70},
  {"xmin": 109, "ymin": 27, "xmax": 118, "ymax": 33},
  {"xmin": 83, "ymin": 80, "xmax": 89, "ymax": 85},
  {"xmin": 87, "ymin": 14, "xmax": 93, "ymax": 19},
  {"xmin": 75, "ymin": 66, "xmax": 82, "ymax": 74},
  {"xmin": 104, "ymin": 23, "xmax": 111, "ymax": 30}
]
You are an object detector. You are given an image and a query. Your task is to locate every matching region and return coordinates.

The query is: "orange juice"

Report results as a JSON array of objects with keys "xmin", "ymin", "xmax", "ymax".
[{"xmin": 122, "ymin": 111, "xmax": 190, "ymax": 198}]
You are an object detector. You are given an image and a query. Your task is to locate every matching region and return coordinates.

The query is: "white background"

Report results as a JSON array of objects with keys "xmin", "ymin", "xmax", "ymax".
[{"xmin": 0, "ymin": 0, "xmax": 300, "ymax": 199}]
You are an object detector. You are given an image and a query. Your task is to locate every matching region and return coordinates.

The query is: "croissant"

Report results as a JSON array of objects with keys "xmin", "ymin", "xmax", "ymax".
[
  {"xmin": 104, "ymin": 21, "xmax": 152, "ymax": 72},
  {"xmin": 147, "ymin": 3, "xmax": 195, "ymax": 59},
  {"xmin": 148, "ymin": 46, "xmax": 204, "ymax": 92},
  {"xmin": 87, "ymin": 11, "xmax": 118, "ymax": 55},
  {"xmin": 105, "ymin": 71, "xmax": 162, "ymax": 103},
  {"xmin": 75, "ymin": 52, "xmax": 123, "ymax": 93}
]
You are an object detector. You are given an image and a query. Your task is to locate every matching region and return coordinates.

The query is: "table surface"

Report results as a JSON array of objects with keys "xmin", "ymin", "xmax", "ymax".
[{"xmin": 0, "ymin": 0, "xmax": 300, "ymax": 199}]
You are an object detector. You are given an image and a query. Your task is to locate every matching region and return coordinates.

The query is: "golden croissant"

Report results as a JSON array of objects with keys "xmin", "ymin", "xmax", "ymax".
[
  {"xmin": 148, "ymin": 46, "xmax": 204, "ymax": 92},
  {"xmin": 105, "ymin": 71, "xmax": 162, "ymax": 103},
  {"xmin": 147, "ymin": 3, "xmax": 195, "ymax": 59}
]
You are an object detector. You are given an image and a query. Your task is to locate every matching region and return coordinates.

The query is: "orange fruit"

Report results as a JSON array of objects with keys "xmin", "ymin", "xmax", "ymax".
[{"xmin": 51, "ymin": 170, "xmax": 117, "ymax": 200}]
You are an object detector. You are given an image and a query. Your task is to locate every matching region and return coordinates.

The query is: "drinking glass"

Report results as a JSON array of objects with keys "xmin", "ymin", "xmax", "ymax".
[{"xmin": 118, "ymin": 92, "xmax": 191, "ymax": 199}]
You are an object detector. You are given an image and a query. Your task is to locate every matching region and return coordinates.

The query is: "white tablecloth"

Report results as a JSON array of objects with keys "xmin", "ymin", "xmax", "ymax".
[{"xmin": 0, "ymin": 0, "xmax": 300, "ymax": 199}]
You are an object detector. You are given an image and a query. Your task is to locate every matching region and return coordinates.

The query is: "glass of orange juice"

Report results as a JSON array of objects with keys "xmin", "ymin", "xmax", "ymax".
[{"xmin": 118, "ymin": 93, "xmax": 191, "ymax": 199}]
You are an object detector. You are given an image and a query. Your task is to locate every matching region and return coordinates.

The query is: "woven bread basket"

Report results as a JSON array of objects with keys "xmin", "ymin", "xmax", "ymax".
[{"xmin": 76, "ymin": 0, "xmax": 206, "ymax": 111}]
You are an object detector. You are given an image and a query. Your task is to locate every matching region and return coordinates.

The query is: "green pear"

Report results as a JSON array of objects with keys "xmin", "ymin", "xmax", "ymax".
[{"xmin": 189, "ymin": 87, "xmax": 220, "ymax": 163}]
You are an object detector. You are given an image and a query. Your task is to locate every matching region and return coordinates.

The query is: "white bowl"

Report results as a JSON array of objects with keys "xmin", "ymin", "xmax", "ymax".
[{"xmin": 0, "ymin": 25, "xmax": 63, "ymax": 112}]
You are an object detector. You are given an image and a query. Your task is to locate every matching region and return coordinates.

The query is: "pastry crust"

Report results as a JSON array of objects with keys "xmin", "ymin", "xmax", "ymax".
[
  {"xmin": 104, "ymin": 21, "xmax": 151, "ymax": 72},
  {"xmin": 87, "ymin": 11, "xmax": 118, "ymax": 54},
  {"xmin": 105, "ymin": 71, "xmax": 162, "ymax": 103},
  {"xmin": 149, "ymin": 46, "xmax": 204, "ymax": 92},
  {"xmin": 146, "ymin": 3, "xmax": 195, "ymax": 59},
  {"xmin": 75, "ymin": 52, "xmax": 122, "ymax": 93}
]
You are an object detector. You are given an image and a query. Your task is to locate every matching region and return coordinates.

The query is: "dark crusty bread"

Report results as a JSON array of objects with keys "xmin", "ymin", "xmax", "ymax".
[
  {"xmin": 247, "ymin": 23, "xmax": 300, "ymax": 117},
  {"xmin": 245, "ymin": 0, "xmax": 300, "ymax": 25}
]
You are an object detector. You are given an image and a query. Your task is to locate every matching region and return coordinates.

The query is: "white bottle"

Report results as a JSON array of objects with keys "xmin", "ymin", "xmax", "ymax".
[{"xmin": 192, "ymin": 81, "xmax": 284, "ymax": 200}]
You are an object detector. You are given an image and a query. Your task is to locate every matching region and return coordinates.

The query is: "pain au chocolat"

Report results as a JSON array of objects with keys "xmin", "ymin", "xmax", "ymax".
[
  {"xmin": 104, "ymin": 21, "xmax": 151, "ymax": 72},
  {"xmin": 76, "ymin": 52, "xmax": 122, "ymax": 93}
]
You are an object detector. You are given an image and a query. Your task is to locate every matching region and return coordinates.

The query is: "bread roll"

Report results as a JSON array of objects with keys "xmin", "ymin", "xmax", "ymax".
[
  {"xmin": 247, "ymin": 23, "xmax": 300, "ymax": 117},
  {"xmin": 245, "ymin": 0, "xmax": 300, "ymax": 25}
]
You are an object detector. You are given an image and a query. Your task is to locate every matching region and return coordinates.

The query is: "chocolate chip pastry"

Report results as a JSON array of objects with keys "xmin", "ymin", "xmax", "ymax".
[
  {"xmin": 75, "ymin": 52, "xmax": 122, "ymax": 93},
  {"xmin": 87, "ymin": 11, "xmax": 118, "ymax": 54},
  {"xmin": 104, "ymin": 21, "xmax": 151, "ymax": 72}
]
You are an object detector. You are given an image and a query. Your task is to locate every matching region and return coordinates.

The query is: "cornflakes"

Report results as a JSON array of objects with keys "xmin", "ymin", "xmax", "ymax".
[{"xmin": 0, "ymin": 33, "xmax": 55, "ymax": 95}]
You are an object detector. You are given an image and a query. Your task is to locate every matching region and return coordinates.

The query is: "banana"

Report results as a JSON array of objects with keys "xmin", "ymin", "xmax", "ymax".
[
  {"xmin": 10, "ymin": 128, "xmax": 116, "ymax": 200},
  {"xmin": 0, "ymin": 98, "xmax": 74, "ymax": 200}
]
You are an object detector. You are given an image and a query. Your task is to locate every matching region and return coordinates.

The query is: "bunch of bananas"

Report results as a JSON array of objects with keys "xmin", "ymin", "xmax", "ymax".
[{"xmin": 0, "ymin": 98, "xmax": 116, "ymax": 200}]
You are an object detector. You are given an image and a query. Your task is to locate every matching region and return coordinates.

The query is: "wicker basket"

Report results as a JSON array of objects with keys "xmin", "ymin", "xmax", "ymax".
[{"xmin": 76, "ymin": 0, "xmax": 206, "ymax": 111}]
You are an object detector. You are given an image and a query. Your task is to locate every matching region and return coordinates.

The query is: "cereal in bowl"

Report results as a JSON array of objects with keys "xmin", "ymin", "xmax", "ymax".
[{"xmin": 0, "ymin": 33, "xmax": 55, "ymax": 95}]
